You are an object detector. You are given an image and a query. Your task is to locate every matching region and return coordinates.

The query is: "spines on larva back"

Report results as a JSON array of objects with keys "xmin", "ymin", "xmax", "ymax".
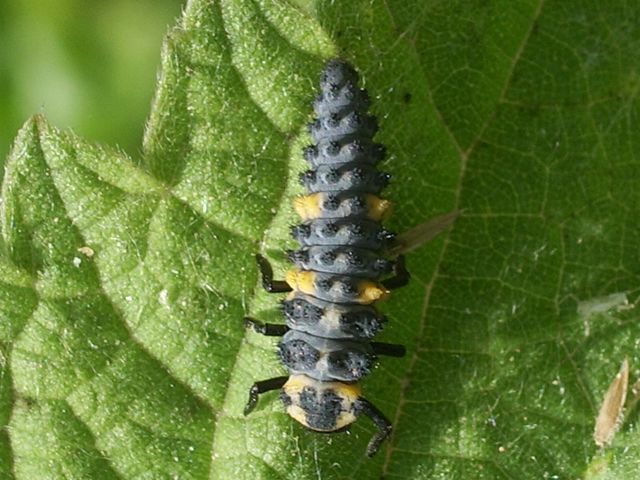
[
  {"xmin": 281, "ymin": 293, "xmax": 387, "ymax": 340},
  {"xmin": 278, "ymin": 330, "xmax": 375, "ymax": 382},
  {"xmin": 280, "ymin": 59, "xmax": 394, "ymax": 373},
  {"xmin": 291, "ymin": 59, "xmax": 393, "ymax": 254},
  {"xmin": 290, "ymin": 218, "xmax": 395, "ymax": 250},
  {"xmin": 299, "ymin": 164, "xmax": 390, "ymax": 194},
  {"xmin": 287, "ymin": 246, "xmax": 392, "ymax": 277},
  {"xmin": 303, "ymin": 60, "xmax": 387, "ymax": 169}
]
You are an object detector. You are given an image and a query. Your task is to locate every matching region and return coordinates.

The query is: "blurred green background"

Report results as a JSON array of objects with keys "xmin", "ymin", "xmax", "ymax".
[{"xmin": 0, "ymin": 0, "xmax": 184, "ymax": 170}]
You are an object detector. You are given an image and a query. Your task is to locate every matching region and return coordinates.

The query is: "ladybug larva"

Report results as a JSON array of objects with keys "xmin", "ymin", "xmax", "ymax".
[{"xmin": 243, "ymin": 59, "xmax": 457, "ymax": 457}]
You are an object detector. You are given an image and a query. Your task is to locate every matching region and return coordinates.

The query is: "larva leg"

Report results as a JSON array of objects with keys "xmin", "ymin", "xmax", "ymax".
[
  {"xmin": 244, "ymin": 317, "xmax": 289, "ymax": 336},
  {"xmin": 255, "ymin": 254, "xmax": 292, "ymax": 293},
  {"xmin": 370, "ymin": 342, "xmax": 406, "ymax": 358},
  {"xmin": 381, "ymin": 255, "xmax": 410, "ymax": 290},
  {"xmin": 244, "ymin": 376, "xmax": 288, "ymax": 415},
  {"xmin": 356, "ymin": 398, "xmax": 393, "ymax": 457}
]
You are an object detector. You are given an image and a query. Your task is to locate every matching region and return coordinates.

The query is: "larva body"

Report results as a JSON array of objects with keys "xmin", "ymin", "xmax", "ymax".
[{"xmin": 244, "ymin": 59, "xmax": 413, "ymax": 457}]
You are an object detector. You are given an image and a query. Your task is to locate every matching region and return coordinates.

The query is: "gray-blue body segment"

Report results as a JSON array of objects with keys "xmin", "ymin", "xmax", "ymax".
[
  {"xmin": 282, "ymin": 293, "xmax": 386, "ymax": 340},
  {"xmin": 291, "ymin": 218, "xmax": 394, "ymax": 250},
  {"xmin": 278, "ymin": 330, "xmax": 375, "ymax": 382},
  {"xmin": 288, "ymin": 245, "xmax": 391, "ymax": 278},
  {"xmin": 300, "ymin": 163, "xmax": 389, "ymax": 194}
]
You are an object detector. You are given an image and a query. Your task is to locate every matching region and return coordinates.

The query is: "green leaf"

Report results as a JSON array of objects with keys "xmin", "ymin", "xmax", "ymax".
[{"xmin": 2, "ymin": 1, "xmax": 640, "ymax": 479}]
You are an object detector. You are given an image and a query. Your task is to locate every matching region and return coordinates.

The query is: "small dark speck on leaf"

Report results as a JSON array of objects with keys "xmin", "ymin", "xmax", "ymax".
[{"xmin": 402, "ymin": 92, "xmax": 412, "ymax": 104}]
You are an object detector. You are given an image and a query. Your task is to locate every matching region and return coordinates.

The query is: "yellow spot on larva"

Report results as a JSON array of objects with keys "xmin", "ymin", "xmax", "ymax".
[
  {"xmin": 359, "ymin": 281, "xmax": 390, "ymax": 304},
  {"xmin": 333, "ymin": 382, "xmax": 362, "ymax": 401},
  {"xmin": 287, "ymin": 404, "xmax": 310, "ymax": 427},
  {"xmin": 283, "ymin": 374, "xmax": 314, "ymax": 393},
  {"xmin": 366, "ymin": 195, "xmax": 392, "ymax": 221},
  {"xmin": 334, "ymin": 411, "xmax": 358, "ymax": 430},
  {"xmin": 286, "ymin": 269, "xmax": 316, "ymax": 294},
  {"xmin": 294, "ymin": 193, "xmax": 323, "ymax": 220},
  {"xmin": 284, "ymin": 375, "xmax": 362, "ymax": 399}
]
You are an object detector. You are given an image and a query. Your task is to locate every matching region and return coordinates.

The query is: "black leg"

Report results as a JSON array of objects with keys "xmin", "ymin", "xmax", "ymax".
[
  {"xmin": 356, "ymin": 398, "xmax": 393, "ymax": 457},
  {"xmin": 244, "ymin": 317, "xmax": 290, "ymax": 336},
  {"xmin": 371, "ymin": 342, "xmax": 406, "ymax": 358},
  {"xmin": 382, "ymin": 255, "xmax": 410, "ymax": 290},
  {"xmin": 244, "ymin": 376, "xmax": 289, "ymax": 415},
  {"xmin": 256, "ymin": 254, "xmax": 292, "ymax": 293}
]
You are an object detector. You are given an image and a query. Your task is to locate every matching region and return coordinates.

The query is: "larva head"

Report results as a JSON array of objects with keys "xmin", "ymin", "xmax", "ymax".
[{"xmin": 280, "ymin": 375, "xmax": 361, "ymax": 432}]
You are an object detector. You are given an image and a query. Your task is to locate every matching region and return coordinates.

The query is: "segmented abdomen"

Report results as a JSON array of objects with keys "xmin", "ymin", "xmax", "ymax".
[{"xmin": 279, "ymin": 60, "xmax": 393, "ymax": 379}]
